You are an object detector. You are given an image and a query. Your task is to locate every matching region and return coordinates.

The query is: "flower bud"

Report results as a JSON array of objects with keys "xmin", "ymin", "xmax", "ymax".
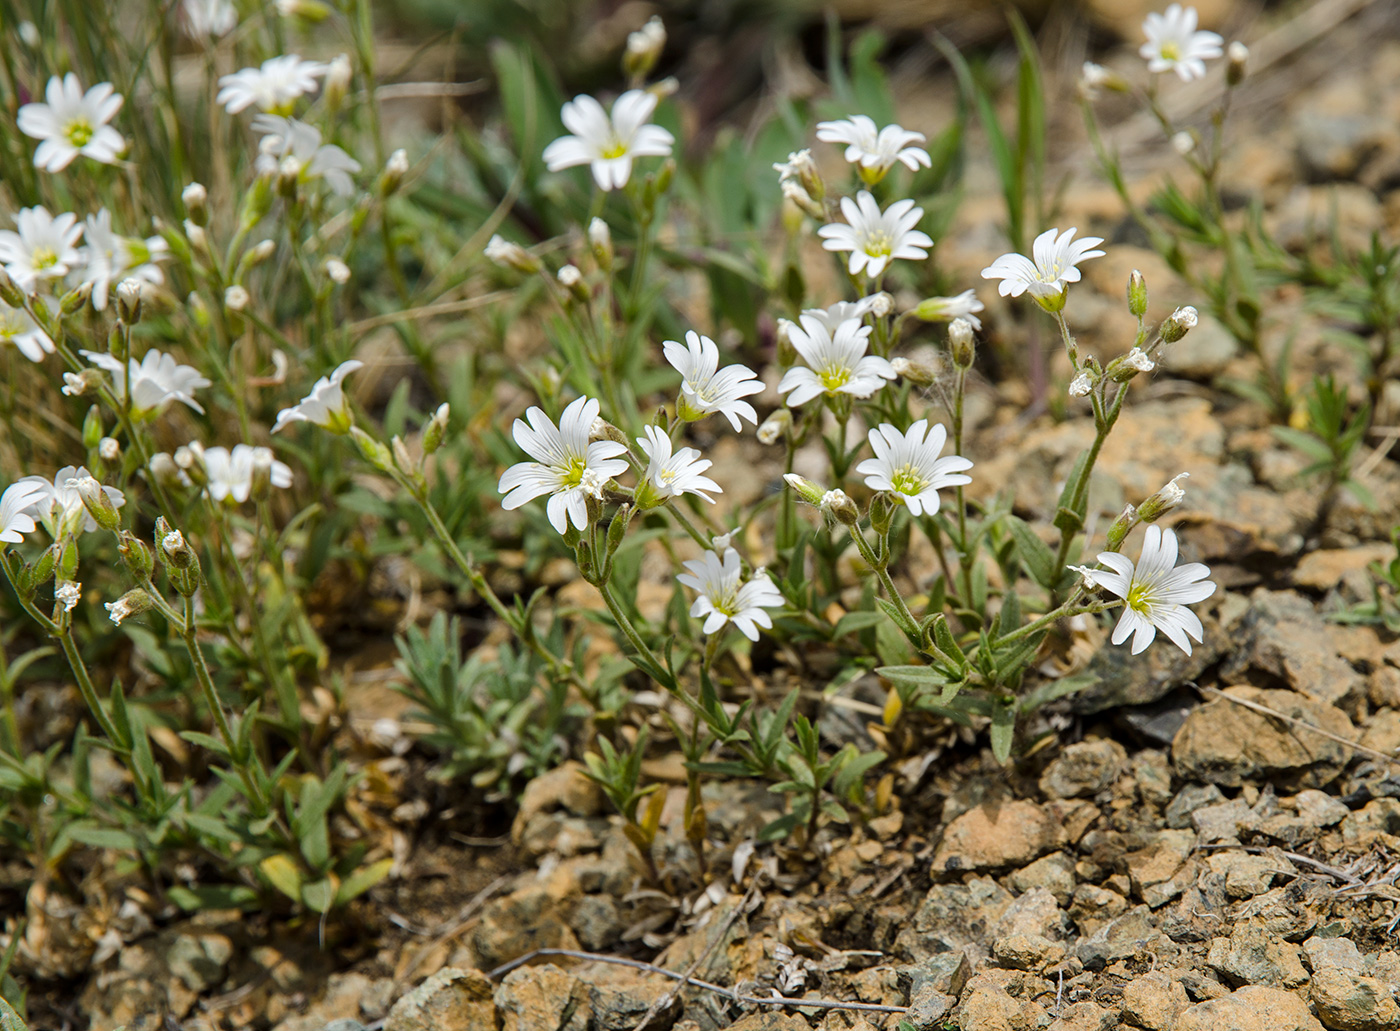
[
  {"xmin": 55, "ymin": 580, "xmax": 81, "ymax": 614},
  {"xmin": 249, "ymin": 447, "xmax": 274, "ymax": 500},
  {"xmin": 324, "ymin": 53, "xmax": 352, "ymax": 107},
  {"xmin": 62, "ymin": 370, "xmax": 99, "ymax": 398},
  {"xmin": 783, "ymin": 473, "xmax": 827, "ymax": 506},
  {"xmin": 277, "ymin": 155, "xmax": 303, "ymax": 198},
  {"xmin": 557, "ymin": 264, "xmax": 589, "ymax": 302},
  {"xmin": 246, "ymin": 239, "xmax": 277, "ymax": 268},
  {"xmin": 58, "ymin": 539, "xmax": 79, "ymax": 583},
  {"xmin": 224, "ymin": 284, "xmax": 250, "ymax": 312},
  {"xmin": 780, "ymin": 179, "xmax": 826, "ymax": 221},
  {"xmin": 1107, "ymin": 346, "xmax": 1155, "ymax": 383},
  {"xmin": 183, "ymin": 182, "xmax": 209, "ymax": 226},
  {"xmin": 73, "ymin": 475, "xmax": 121, "ymax": 532},
  {"xmin": 589, "ymin": 416, "xmax": 629, "ymax": 447},
  {"xmin": 821, "ymin": 489, "xmax": 860, "ymax": 526},
  {"xmin": 1127, "ymin": 269, "xmax": 1148, "ymax": 319},
  {"xmin": 115, "ymin": 278, "xmax": 144, "ymax": 324},
  {"xmin": 1105, "ymin": 504, "xmax": 1138, "ymax": 552},
  {"xmin": 485, "ymin": 234, "xmax": 541, "ymax": 275},
  {"xmin": 948, "ymin": 318, "xmax": 976, "ymax": 369},
  {"xmin": 175, "ymin": 442, "xmax": 208, "ymax": 487},
  {"xmin": 1171, "ymin": 131, "xmax": 1196, "ymax": 156},
  {"xmin": 380, "ymin": 149, "xmax": 409, "ymax": 196},
  {"xmin": 623, "ymin": 15, "xmax": 666, "ymax": 81},
  {"xmin": 757, "ymin": 409, "xmax": 792, "ymax": 445},
  {"xmin": 60, "ymin": 281, "xmax": 92, "ymax": 315},
  {"xmin": 1161, "ymin": 305, "xmax": 1198, "ymax": 343},
  {"xmin": 106, "ymin": 588, "xmax": 153, "ymax": 626},
  {"xmin": 81, "ymin": 406, "xmax": 104, "ymax": 449},
  {"xmin": 119, "ymin": 532, "xmax": 154, "ymax": 582},
  {"xmin": 1138, "ymin": 472, "xmax": 1189, "ymax": 523},
  {"xmin": 775, "ymin": 318, "xmax": 798, "ymax": 367},
  {"xmin": 238, "ymin": 174, "xmax": 274, "ymax": 233},
  {"xmin": 0, "ymin": 269, "xmax": 25, "ymax": 307},
  {"xmin": 891, "ymin": 356, "xmax": 937, "ymax": 386},
  {"xmin": 1226, "ymin": 41, "xmax": 1248, "ymax": 86},
  {"xmin": 325, "ymin": 257, "xmax": 350, "ymax": 284},
  {"xmin": 390, "ymin": 435, "xmax": 416, "ymax": 477},
  {"xmin": 422, "ymin": 403, "xmax": 450, "ymax": 455},
  {"xmin": 98, "ymin": 437, "xmax": 121, "ymax": 463},
  {"xmin": 589, "ymin": 218, "xmax": 613, "ymax": 272},
  {"xmin": 28, "ymin": 545, "xmax": 58, "ymax": 593},
  {"xmin": 160, "ymin": 529, "xmax": 196, "ymax": 569},
  {"xmin": 1068, "ymin": 370, "xmax": 1096, "ymax": 397}
]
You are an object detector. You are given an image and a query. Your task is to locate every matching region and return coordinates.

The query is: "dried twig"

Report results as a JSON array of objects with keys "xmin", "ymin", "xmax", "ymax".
[
  {"xmin": 485, "ymin": 947, "xmax": 909, "ymax": 1016},
  {"xmin": 1194, "ymin": 842, "xmax": 1365, "ymax": 887}
]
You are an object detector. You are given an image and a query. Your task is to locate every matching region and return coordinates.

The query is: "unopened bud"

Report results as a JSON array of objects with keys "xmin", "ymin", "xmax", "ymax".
[
  {"xmin": 324, "ymin": 53, "xmax": 352, "ymax": 106},
  {"xmin": 380, "ymin": 148, "xmax": 409, "ymax": 196},
  {"xmin": 773, "ymin": 149, "xmax": 824, "ymax": 204},
  {"xmin": 246, "ymin": 239, "xmax": 277, "ymax": 267},
  {"xmin": 1105, "ymin": 504, "xmax": 1138, "ymax": 552},
  {"xmin": 757, "ymin": 409, "xmax": 792, "ymax": 445},
  {"xmin": 891, "ymin": 356, "xmax": 936, "ymax": 386},
  {"xmin": 1226, "ymin": 41, "xmax": 1248, "ymax": 86},
  {"xmin": 73, "ymin": 475, "xmax": 121, "ymax": 532},
  {"xmin": 949, "ymin": 318, "xmax": 976, "ymax": 369},
  {"xmin": 557, "ymin": 264, "xmax": 589, "ymax": 302},
  {"xmin": 277, "ymin": 154, "xmax": 303, "ymax": 197},
  {"xmin": 775, "ymin": 318, "xmax": 798, "ymax": 367},
  {"xmin": 390, "ymin": 435, "xmax": 415, "ymax": 476},
  {"xmin": 422, "ymin": 403, "xmax": 450, "ymax": 455},
  {"xmin": 780, "ymin": 179, "xmax": 825, "ymax": 221},
  {"xmin": 868, "ymin": 292, "xmax": 894, "ymax": 318},
  {"xmin": 623, "ymin": 15, "xmax": 666, "ymax": 81},
  {"xmin": 589, "ymin": 218, "xmax": 613, "ymax": 271},
  {"xmin": 821, "ymin": 489, "xmax": 859, "ymax": 526},
  {"xmin": 119, "ymin": 532, "xmax": 154, "ymax": 581},
  {"xmin": 224, "ymin": 284, "xmax": 249, "ymax": 314},
  {"xmin": 1127, "ymin": 269, "xmax": 1148, "ymax": 318},
  {"xmin": 325, "ymin": 257, "xmax": 350, "ymax": 284},
  {"xmin": 589, "ymin": 416, "xmax": 628, "ymax": 447},
  {"xmin": 1138, "ymin": 472, "xmax": 1189, "ymax": 523},
  {"xmin": 81, "ymin": 406, "xmax": 103, "ymax": 449},
  {"xmin": 175, "ymin": 441, "xmax": 207, "ymax": 487},
  {"xmin": 98, "ymin": 437, "xmax": 121, "ymax": 462},
  {"xmin": 485, "ymin": 234, "xmax": 541, "ymax": 275},
  {"xmin": 1171, "ymin": 131, "xmax": 1196, "ymax": 156},
  {"xmin": 250, "ymin": 447, "xmax": 275, "ymax": 500},
  {"xmin": 182, "ymin": 182, "xmax": 209, "ymax": 226},
  {"xmin": 783, "ymin": 473, "xmax": 826, "ymax": 506},
  {"xmin": 0, "ymin": 269, "xmax": 24, "ymax": 307},
  {"xmin": 60, "ymin": 281, "xmax": 92, "ymax": 315},
  {"xmin": 115, "ymin": 278, "xmax": 144, "ymax": 323},
  {"xmin": 62, "ymin": 369, "xmax": 102, "ymax": 398},
  {"xmin": 1161, "ymin": 305, "xmax": 1198, "ymax": 343},
  {"xmin": 161, "ymin": 529, "xmax": 195, "ymax": 569}
]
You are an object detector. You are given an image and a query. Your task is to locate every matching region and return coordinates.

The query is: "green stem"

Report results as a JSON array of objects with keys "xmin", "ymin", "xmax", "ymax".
[{"xmin": 849, "ymin": 524, "xmax": 919, "ymax": 642}]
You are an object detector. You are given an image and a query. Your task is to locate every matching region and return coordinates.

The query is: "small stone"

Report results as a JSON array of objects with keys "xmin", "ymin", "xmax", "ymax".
[
  {"xmin": 1049, "ymin": 1001, "xmax": 1116, "ymax": 1031},
  {"xmin": 495, "ymin": 965, "xmax": 589, "ymax": 1031},
  {"xmin": 1303, "ymin": 936, "xmax": 1364, "ymax": 974},
  {"xmin": 1206, "ymin": 925, "xmax": 1308, "ymax": 989},
  {"xmin": 167, "ymin": 932, "xmax": 233, "ymax": 992},
  {"xmin": 1193, "ymin": 798, "xmax": 1258, "ymax": 845},
  {"xmin": 995, "ymin": 887, "xmax": 1070, "ymax": 941},
  {"xmin": 905, "ymin": 879, "xmax": 1012, "ymax": 966},
  {"xmin": 957, "ymin": 972, "xmax": 1046, "ymax": 1031},
  {"xmin": 1121, "ymin": 972, "xmax": 1190, "ymax": 1031},
  {"xmin": 1126, "ymin": 831, "xmax": 1196, "ymax": 898},
  {"xmin": 1134, "ymin": 751, "xmax": 1176, "ymax": 807},
  {"xmin": 905, "ymin": 985, "xmax": 955, "ymax": 1030},
  {"xmin": 586, "ymin": 967, "xmax": 682, "ymax": 1031},
  {"xmin": 993, "ymin": 933, "xmax": 1065, "ymax": 973},
  {"xmin": 1175, "ymin": 985, "xmax": 1324, "ymax": 1031},
  {"xmin": 1310, "ymin": 967, "xmax": 1400, "ymax": 1031},
  {"xmin": 1174, "ymin": 687, "xmax": 1355, "ymax": 790},
  {"xmin": 1205, "ymin": 851, "xmax": 1280, "ymax": 899},
  {"xmin": 723, "ymin": 1013, "xmax": 811, "ymax": 1031},
  {"xmin": 472, "ymin": 882, "xmax": 581, "ymax": 968},
  {"xmin": 1167, "ymin": 784, "xmax": 1225, "ymax": 829},
  {"xmin": 510, "ymin": 760, "xmax": 606, "ymax": 844},
  {"xmin": 1341, "ymin": 799, "xmax": 1400, "ymax": 847},
  {"xmin": 1039, "ymin": 740, "xmax": 1127, "ymax": 799},
  {"xmin": 384, "ymin": 968, "xmax": 496, "ymax": 1031},
  {"xmin": 1068, "ymin": 885, "xmax": 1128, "ymax": 937},
  {"xmin": 932, "ymin": 801, "xmax": 1063, "ymax": 874},
  {"xmin": 1010, "ymin": 853, "xmax": 1077, "ymax": 907},
  {"xmin": 571, "ymin": 894, "xmax": 623, "ymax": 952},
  {"xmin": 1077, "ymin": 906, "xmax": 1159, "ymax": 971}
]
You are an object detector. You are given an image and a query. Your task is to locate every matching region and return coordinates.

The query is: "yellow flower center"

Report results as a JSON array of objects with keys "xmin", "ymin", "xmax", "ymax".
[
  {"xmin": 890, "ymin": 464, "xmax": 925, "ymax": 496},
  {"xmin": 1160, "ymin": 41, "xmax": 1181, "ymax": 62},
  {"xmin": 31, "ymin": 247, "xmax": 57, "ymax": 271},
  {"xmin": 560, "ymin": 456, "xmax": 588, "ymax": 489},
  {"xmin": 64, "ymin": 118, "xmax": 94, "ymax": 147},
  {"xmin": 819, "ymin": 363, "xmax": 851, "ymax": 392},
  {"xmin": 1127, "ymin": 581, "xmax": 1153, "ymax": 614},
  {"xmin": 862, "ymin": 229, "xmax": 893, "ymax": 258},
  {"xmin": 601, "ymin": 140, "xmax": 628, "ymax": 160}
]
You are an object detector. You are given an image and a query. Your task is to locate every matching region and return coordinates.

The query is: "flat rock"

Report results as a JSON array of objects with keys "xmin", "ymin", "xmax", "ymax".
[
  {"xmin": 1077, "ymin": 906, "xmax": 1160, "ymax": 971},
  {"xmin": 1172, "ymin": 686, "xmax": 1355, "ymax": 789},
  {"xmin": 1039, "ymin": 740, "xmax": 1127, "ymax": 799},
  {"xmin": 1121, "ymin": 972, "xmax": 1190, "ymax": 1031},
  {"xmin": 384, "ymin": 968, "xmax": 496, "ymax": 1031},
  {"xmin": 1219, "ymin": 590, "xmax": 1366, "ymax": 710},
  {"xmin": 496, "ymin": 965, "xmax": 590, "ymax": 1031},
  {"xmin": 1310, "ymin": 967, "xmax": 1400, "ymax": 1031},
  {"xmin": 1010, "ymin": 853, "xmax": 1077, "ymax": 907},
  {"xmin": 1303, "ymin": 936, "xmax": 1364, "ymax": 974},
  {"xmin": 932, "ymin": 800, "xmax": 1063, "ymax": 874},
  {"xmin": 1176, "ymin": 985, "xmax": 1325, "ymax": 1031},
  {"xmin": 993, "ymin": 933, "xmax": 1064, "ymax": 973},
  {"xmin": 957, "ymin": 972, "xmax": 1046, "ymax": 1031},
  {"xmin": 1206, "ymin": 925, "xmax": 1309, "ymax": 989}
]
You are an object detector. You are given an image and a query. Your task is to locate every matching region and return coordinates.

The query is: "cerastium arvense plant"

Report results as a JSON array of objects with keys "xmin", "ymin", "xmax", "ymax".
[{"xmin": 0, "ymin": 1, "xmax": 1231, "ymax": 988}]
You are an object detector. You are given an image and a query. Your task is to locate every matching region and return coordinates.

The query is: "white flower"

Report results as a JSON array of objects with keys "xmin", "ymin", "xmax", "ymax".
[
  {"xmin": 855, "ymin": 420, "xmax": 973, "ymax": 517},
  {"xmin": 1171, "ymin": 131, "xmax": 1195, "ymax": 155},
  {"xmin": 78, "ymin": 209, "xmax": 167, "ymax": 311},
  {"xmin": 1080, "ymin": 62, "xmax": 1111, "ymax": 99},
  {"xmin": 1086, "ymin": 525, "xmax": 1215, "ymax": 655},
  {"xmin": 55, "ymin": 580, "xmax": 80, "ymax": 612},
  {"xmin": 914, "ymin": 289, "xmax": 985, "ymax": 331},
  {"xmin": 777, "ymin": 313, "xmax": 896, "ymax": 407},
  {"xmin": 543, "ymin": 90, "xmax": 674, "ymax": 191},
  {"xmin": 484, "ymin": 234, "xmax": 538, "ymax": 273},
  {"xmin": 16, "ymin": 466, "xmax": 124, "ymax": 538},
  {"xmin": 0, "ymin": 480, "xmax": 47, "ymax": 543},
  {"xmin": 325, "ymin": 257, "xmax": 350, "ymax": 284},
  {"xmin": 1068, "ymin": 371, "xmax": 1093, "ymax": 397},
  {"xmin": 17, "ymin": 74, "xmax": 125, "ymax": 172},
  {"xmin": 272, "ymin": 359, "xmax": 362, "ymax": 434},
  {"xmin": 756, "ymin": 409, "xmax": 792, "ymax": 445},
  {"xmin": 662, "ymin": 331, "xmax": 763, "ymax": 431},
  {"xmin": 0, "ymin": 299, "xmax": 53, "ymax": 362},
  {"xmin": 0, "ymin": 206, "xmax": 84, "ymax": 292},
  {"xmin": 181, "ymin": 0, "xmax": 237, "ymax": 38},
  {"xmin": 817, "ymin": 191, "xmax": 932, "ymax": 278},
  {"xmin": 635, "ymin": 425, "xmax": 721, "ymax": 508},
  {"xmin": 1124, "ymin": 347, "xmax": 1154, "ymax": 372},
  {"xmin": 217, "ymin": 55, "xmax": 328, "ymax": 114},
  {"xmin": 497, "ymin": 396, "xmax": 629, "ymax": 534},
  {"xmin": 981, "ymin": 227, "xmax": 1105, "ymax": 303},
  {"xmin": 201, "ymin": 445, "xmax": 293, "ymax": 504},
  {"xmin": 799, "ymin": 295, "xmax": 888, "ymax": 333},
  {"xmin": 81, "ymin": 348, "xmax": 210, "ymax": 419},
  {"xmin": 773, "ymin": 149, "xmax": 816, "ymax": 183},
  {"xmin": 252, "ymin": 114, "xmax": 360, "ymax": 196},
  {"xmin": 677, "ymin": 547, "xmax": 785, "ymax": 641},
  {"xmin": 1140, "ymin": 4, "xmax": 1224, "ymax": 82},
  {"xmin": 815, "ymin": 115, "xmax": 931, "ymax": 178}
]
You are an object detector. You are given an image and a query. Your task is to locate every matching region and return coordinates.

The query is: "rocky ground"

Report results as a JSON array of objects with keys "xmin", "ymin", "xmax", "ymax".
[{"xmin": 14, "ymin": 2, "xmax": 1400, "ymax": 1030}]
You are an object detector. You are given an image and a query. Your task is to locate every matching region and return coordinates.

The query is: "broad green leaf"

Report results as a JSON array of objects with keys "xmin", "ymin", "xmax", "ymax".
[{"xmin": 259, "ymin": 854, "xmax": 303, "ymax": 902}]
